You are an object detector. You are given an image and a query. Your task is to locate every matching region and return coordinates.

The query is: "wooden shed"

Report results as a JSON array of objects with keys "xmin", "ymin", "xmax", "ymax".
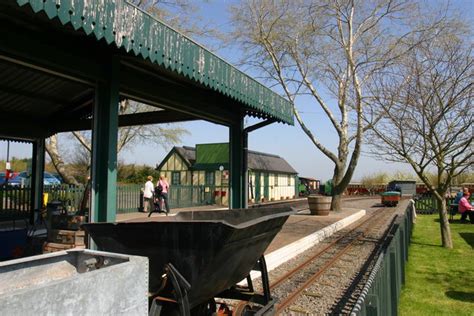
[{"xmin": 157, "ymin": 144, "xmax": 298, "ymax": 205}]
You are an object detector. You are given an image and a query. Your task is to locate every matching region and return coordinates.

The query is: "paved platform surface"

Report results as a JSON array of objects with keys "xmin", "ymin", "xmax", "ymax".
[
  {"xmin": 265, "ymin": 207, "xmax": 365, "ymax": 254},
  {"xmin": 115, "ymin": 198, "xmax": 307, "ymax": 222},
  {"xmin": 251, "ymin": 197, "xmax": 384, "ymax": 281},
  {"xmin": 266, "ymin": 197, "xmax": 387, "ymax": 252}
]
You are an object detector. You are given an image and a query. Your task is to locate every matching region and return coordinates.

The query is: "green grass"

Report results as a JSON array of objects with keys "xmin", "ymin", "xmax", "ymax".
[{"xmin": 399, "ymin": 215, "xmax": 474, "ymax": 316}]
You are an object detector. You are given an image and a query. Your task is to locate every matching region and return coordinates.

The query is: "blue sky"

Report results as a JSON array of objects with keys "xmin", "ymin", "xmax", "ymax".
[{"xmin": 1, "ymin": 0, "xmax": 472, "ymax": 182}]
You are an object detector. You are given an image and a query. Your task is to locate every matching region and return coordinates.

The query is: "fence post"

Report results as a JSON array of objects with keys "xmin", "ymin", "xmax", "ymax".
[
  {"xmin": 389, "ymin": 248, "xmax": 398, "ymax": 316},
  {"xmin": 366, "ymin": 294, "xmax": 378, "ymax": 316},
  {"xmin": 138, "ymin": 190, "xmax": 144, "ymax": 212},
  {"xmin": 399, "ymin": 225, "xmax": 406, "ymax": 285}
]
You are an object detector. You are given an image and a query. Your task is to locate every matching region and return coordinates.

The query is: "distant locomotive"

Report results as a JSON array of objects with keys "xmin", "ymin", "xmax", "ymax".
[
  {"xmin": 380, "ymin": 180, "xmax": 416, "ymax": 207},
  {"xmin": 381, "ymin": 191, "xmax": 401, "ymax": 207},
  {"xmin": 298, "ymin": 177, "xmax": 320, "ymax": 196}
]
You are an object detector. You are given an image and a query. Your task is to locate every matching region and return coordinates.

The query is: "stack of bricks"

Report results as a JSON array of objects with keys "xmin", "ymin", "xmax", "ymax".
[{"xmin": 43, "ymin": 229, "xmax": 86, "ymax": 253}]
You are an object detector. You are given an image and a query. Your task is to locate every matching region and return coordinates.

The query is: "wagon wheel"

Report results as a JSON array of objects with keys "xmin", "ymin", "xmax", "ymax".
[
  {"xmin": 191, "ymin": 299, "xmax": 217, "ymax": 316},
  {"xmin": 233, "ymin": 302, "xmax": 252, "ymax": 316},
  {"xmin": 207, "ymin": 298, "xmax": 217, "ymax": 314}
]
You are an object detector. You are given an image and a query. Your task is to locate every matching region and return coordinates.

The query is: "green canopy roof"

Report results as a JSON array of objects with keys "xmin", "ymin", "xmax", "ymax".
[{"xmin": 16, "ymin": 0, "xmax": 293, "ymax": 125}]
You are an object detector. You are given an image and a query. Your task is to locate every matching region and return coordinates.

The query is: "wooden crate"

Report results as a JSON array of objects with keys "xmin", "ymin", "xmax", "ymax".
[
  {"xmin": 43, "ymin": 242, "xmax": 85, "ymax": 253},
  {"xmin": 47, "ymin": 229, "xmax": 85, "ymax": 246}
]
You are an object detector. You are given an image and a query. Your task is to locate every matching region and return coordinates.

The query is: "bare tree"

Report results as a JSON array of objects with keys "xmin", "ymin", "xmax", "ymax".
[
  {"xmin": 452, "ymin": 172, "xmax": 474, "ymax": 186},
  {"xmin": 361, "ymin": 172, "xmax": 390, "ymax": 195},
  {"xmin": 47, "ymin": 101, "xmax": 187, "ymax": 184},
  {"xmin": 46, "ymin": 135, "xmax": 80, "ymax": 185},
  {"xmin": 70, "ymin": 101, "xmax": 187, "ymax": 153},
  {"xmin": 366, "ymin": 20, "xmax": 473, "ymax": 248},
  {"xmin": 229, "ymin": 0, "xmax": 424, "ymax": 210}
]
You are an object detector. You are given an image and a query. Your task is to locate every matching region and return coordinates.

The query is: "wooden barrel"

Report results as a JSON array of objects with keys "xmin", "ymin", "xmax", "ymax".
[{"xmin": 307, "ymin": 195, "xmax": 331, "ymax": 215}]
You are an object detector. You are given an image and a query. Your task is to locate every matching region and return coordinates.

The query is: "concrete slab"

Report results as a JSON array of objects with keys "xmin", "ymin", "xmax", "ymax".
[
  {"xmin": 237, "ymin": 207, "xmax": 367, "ymax": 284},
  {"xmin": 264, "ymin": 209, "xmax": 366, "ymax": 272}
]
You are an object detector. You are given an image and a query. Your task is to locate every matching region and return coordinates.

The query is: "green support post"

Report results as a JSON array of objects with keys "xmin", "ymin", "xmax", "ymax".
[
  {"xmin": 242, "ymin": 129, "xmax": 249, "ymax": 208},
  {"xmin": 229, "ymin": 120, "xmax": 247, "ymax": 209},
  {"xmin": 91, "ymin": 57, "xmax": 120, "ymax": 223},
  {"xmin": 31, "ymin": 138, "xmax": 45, "ymax": 223},
  {"xmin": 264, "ymin": 173, "xmax": 269, "ymax": 201},
  {"xmin": 255, "ymin": 172, "xmax": 261, "ymax": 203},
  {"xmin": 294, "ymin": 175, "xmax": 298, "ymax": 197}
]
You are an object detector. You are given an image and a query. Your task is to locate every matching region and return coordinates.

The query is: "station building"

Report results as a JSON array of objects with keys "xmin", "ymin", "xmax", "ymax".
[{"xmin": 157, "ymin": 143, "xmax": 298, "ymax": 206}]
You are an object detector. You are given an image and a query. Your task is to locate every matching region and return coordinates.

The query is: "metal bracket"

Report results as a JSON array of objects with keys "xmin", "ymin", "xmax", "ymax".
[
  {"xmin": 150, "ymin": 263, "xmax": 191, "ymax": 316},
  {"xmin": 244, "ymin": 119, "xmax": 277, "ymax": 133}
]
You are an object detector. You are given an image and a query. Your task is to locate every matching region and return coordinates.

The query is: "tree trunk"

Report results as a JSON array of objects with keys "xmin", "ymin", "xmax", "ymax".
[
  {"xmin": 434, "ymin": 193, "xmax": 453, "ymax": 248},
  {"xmin": 331, "ymin": 192, "xmax": 342, "ymax": 211},
  {"xmin": 330, "ymin": 166, "xmax": 344, "ymax": 211},
  {"xmin": 45, "ymin": 136, "xmax": 79, "ymax": 186}
]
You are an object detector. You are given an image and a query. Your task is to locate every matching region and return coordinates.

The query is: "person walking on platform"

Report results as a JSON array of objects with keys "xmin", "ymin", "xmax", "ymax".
[
  {"xmin": 143, "ymin": 176, "xmax": 154, "ymax": 213},
  {"xmin": 458, "ymin": 188, "xmax": 474, "ymax": 224},
  {"xmin": 157, "ymin": 175, "xmax": 170, "ymax": 214}
]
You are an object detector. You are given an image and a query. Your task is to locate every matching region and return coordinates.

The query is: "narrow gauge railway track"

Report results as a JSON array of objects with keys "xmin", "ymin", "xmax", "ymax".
[
  {"xmin": 252, "ymin": 196, "xmax": 381, "ymax": 214},
  {"xmin": 271, "ymin": 207, "xmax": 396, "ymax": 315},
  {"xmin": 250, "ymin": 198, "xmax": 309, "ymax": 212}
]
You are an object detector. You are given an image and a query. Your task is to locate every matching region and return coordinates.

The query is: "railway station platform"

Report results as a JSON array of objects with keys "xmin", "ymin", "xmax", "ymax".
[
  {"xmin": 264, "ymin": 207, "xmax": 366, "ymax": 272},
  {"xmin": 116, "ymin": 197, "xmax": 372, "ymax": 274}
]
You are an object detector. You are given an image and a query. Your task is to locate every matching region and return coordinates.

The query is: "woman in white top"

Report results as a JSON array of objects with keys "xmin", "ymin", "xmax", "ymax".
[{"xmin": 143, "ymin": 176, "xmax": 154, "ymax": 213}]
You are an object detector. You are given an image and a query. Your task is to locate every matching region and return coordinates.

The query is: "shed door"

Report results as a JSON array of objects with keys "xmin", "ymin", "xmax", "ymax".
[
  {"xmin": 254, "ymin": 172, "xmax": 261, "ymax": 202},
  {"xmin": 264, "ymin": 173, "xmax": 269, "ymax": 201}
]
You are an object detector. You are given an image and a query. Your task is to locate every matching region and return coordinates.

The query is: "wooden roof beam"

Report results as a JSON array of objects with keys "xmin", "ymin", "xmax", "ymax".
[{"xmin": 50, "ymin": 110, "xmax": 198, "ymax": 133}]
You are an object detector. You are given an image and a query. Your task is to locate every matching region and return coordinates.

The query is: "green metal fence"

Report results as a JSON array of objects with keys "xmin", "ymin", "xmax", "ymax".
[
  {"xmin": 168, "ymin": 185, "xmax": 228, "ymax": 209},
  {"xmin": 414, "ymin": 197, "xmax": 439, "ymax": 214},
  {"xmin": 0, "ymin": 184, "xmax": 229, "ymax": 216},
  {"xmin": 44, "ymin": 184, "xmax": 85, "ymax": 212},
  {"xmin": 0, "ymin": 186, "xmax": 32, "ymax": 221},
  {"xmin": 414, "ymin": 195, "xmax": 473, "ymax": 215},
  {"xmin": 116, "ymin": 184, "xmax": 142, "ymax": 214},
  {"xmin": 350, "ymin": 202, "xmax": 415, "ymax": 316},
  {"xmin": 0, "ymin": 186, "xmax": 31, "ymax": 212}
]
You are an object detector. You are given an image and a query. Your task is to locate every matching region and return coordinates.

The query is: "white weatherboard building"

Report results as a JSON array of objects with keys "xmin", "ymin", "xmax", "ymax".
[{"xmin": 157, "ymin": 143, "xmax": 298, "ymax": 206}]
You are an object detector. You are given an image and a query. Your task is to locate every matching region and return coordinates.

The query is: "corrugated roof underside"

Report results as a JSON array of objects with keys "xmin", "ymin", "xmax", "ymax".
[
  {"xmin": 0, "ymin": 61, "xmax": 90, "ymax": 118},
  {"xmin": 17, "ymin": 0, "xmax": 293, "ymax": 125}
]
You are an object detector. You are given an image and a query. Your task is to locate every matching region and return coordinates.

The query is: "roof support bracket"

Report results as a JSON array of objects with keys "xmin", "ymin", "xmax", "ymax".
[{"xmin": 244, "ymin": 119, "xmax": 277, "ymax": 133}]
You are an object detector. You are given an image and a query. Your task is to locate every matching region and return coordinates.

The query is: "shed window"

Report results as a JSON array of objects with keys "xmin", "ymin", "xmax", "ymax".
[
  {"xmin": 205, "ymin": 171, "xmax": 215, "ymax": 185},
  {"xmin": 172, "ymin": 172, "xmax": 181, "ymax": 185}
]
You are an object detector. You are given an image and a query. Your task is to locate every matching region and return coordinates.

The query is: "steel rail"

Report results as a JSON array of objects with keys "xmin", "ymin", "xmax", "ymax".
[{"xmin": 270, "ymin": 208, "xmax": 387, "ymax": 290}]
